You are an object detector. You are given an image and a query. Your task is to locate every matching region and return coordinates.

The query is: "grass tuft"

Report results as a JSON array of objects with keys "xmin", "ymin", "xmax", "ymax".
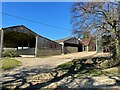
[
  {"xmin": 56, "ymin": 61, "xmax": 73, "ymax": 70},
  {"xmin": 0, "ymin": 58, "xmax": 22, "ymax": 70}
]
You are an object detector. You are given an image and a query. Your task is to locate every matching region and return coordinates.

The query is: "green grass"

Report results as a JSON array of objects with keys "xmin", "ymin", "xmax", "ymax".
[
  {"xmin": 56, "ymin": 58, "xmax": 120, "ymax": 77},
  {"xmin": 102, "ymin": 67, "xmax": 120, "ymax": 74},
  {"xmin": 0, "ymin": 58, "xmax": 22, "ymax": 70},
  {"xmin": 73, "ymin": 69, "xmax": 109, "ymax": 77},
  {"xmin": 56, "ymin": 60, "xmax": 111, "ymax": 77},
  {"xmin": 56, "ymin": 61, "xmax": 73, "ymax": 70}
]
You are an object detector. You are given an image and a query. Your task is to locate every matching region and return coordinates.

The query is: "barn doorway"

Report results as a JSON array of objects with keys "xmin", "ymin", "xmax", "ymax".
[
  {"xmin": 78, "ymin": 44, "xmax": 82, "ymax": 52},
  {"xmin": 3, "ymin": 31, "xmax": 36, "ymax": 56},
  {"xmin": 64, "ymin": 43, "xmax": 83, "ymax": 54}
]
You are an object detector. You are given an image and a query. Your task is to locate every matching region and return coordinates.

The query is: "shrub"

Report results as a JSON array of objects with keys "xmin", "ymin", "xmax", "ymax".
[{"xmin": 2, "ymin": 50, "xmax": 19, "ymax": 57}]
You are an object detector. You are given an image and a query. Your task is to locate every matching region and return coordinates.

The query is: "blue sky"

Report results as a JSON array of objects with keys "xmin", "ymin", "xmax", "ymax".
[{"xmin": 2, "ymin": 2, "xmax": 73, "ymax": 40}]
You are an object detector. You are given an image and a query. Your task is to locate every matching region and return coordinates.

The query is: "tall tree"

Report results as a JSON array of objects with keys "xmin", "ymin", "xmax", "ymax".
[{"xmin": 71, "ymin": 2, "xmax": 120, "ymax": 60}]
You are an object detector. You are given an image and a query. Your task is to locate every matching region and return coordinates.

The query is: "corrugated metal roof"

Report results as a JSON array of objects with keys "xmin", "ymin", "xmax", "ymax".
[{"xmin": 55, "ymin": 36, "xmax": 75, "ymax": 43}]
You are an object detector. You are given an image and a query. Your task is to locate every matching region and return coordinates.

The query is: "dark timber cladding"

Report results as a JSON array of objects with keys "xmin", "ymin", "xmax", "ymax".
[
  {"xmin": 1, "ymin": 25, "xmax": 62, "ymax": 57},
  {"xmin": 56, "ymin": 37, "xmax": 83, "ymax": 54}
]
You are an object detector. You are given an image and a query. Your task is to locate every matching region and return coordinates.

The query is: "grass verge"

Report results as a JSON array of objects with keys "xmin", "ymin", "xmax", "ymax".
[
  {"xmin": 0, "ymin": 58, "xmax": 22, "ymax": 70},
  {"xmin": 56, "ymin": 60, "xmax": 120, "ymax": 77},
  {"xmin": 73, "ymin": 69, "xmax": 109, "ymax": 77},
  {"xmin": 56, "ymin": 61, "xmax": 73, "ymax": 70}
]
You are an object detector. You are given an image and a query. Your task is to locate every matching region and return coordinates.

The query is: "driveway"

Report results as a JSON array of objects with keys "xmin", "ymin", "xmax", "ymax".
[
  {"xmin": 3, "ymin": 52, "xmax": 110, "ymax": 74},
  {"xmin": 16, "ymin": 51, "xmax": 109, "ymax": 68}
]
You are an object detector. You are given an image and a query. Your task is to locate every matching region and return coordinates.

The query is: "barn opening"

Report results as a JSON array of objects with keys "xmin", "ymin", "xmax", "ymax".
[
  {"xmin": 2, "ymin": 25, "xmax": 36, "ymax": 56},
  {"xmin": 64, "ymin": 42, "xmax": 83, "ymax": 53},
  {"xmin": 4, "ymin": 31, "xmax": 36, "ymax": 55}
]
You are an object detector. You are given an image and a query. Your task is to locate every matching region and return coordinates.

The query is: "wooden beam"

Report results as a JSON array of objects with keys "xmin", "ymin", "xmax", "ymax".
[
  {"xmin": 35, "ymin": 35, "xmax": 38, "ymax": 57},
  {"xmin": 28, "ymin": 40, "xmax": 30, "ymax": 48},
  {"xmin": 0, "ymin": 29, "xmax": 4, "ymax": 59}
]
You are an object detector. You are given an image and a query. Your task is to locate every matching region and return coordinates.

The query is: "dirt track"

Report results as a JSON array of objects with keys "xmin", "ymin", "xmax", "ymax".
[{"xmin": 16, "ymin": 51, "xmax": 109, "ymax": 68}]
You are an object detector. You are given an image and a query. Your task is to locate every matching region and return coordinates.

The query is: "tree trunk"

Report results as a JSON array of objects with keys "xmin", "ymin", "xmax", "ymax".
[
  {"xmin": 116, "ymin": 1, "xmax": 120, "ymax": 60},
  {"xmin": 114, "ymin": 24, "xmax": 120, "ymax": 60},
  {"xmin": 115, "ymin": 37, "xmax": 120, "ymax": 59}
]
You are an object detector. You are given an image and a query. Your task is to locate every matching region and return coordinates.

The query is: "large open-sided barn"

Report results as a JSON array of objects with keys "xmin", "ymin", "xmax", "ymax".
[{"xmin": 0, "ymin": 25, "xmax": 62, "ymax": 57}]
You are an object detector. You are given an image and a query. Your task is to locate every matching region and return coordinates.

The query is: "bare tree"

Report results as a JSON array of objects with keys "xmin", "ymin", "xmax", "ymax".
[{"xmin": 71, "ymin": 2, "xmax": 120, "ymax": 60}]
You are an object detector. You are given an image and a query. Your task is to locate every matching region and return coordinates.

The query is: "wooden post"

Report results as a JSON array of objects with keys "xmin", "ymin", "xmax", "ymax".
[
  {"xmin": 22, "ymin": 41, "xmax": 23, "ymax": 49},
  {"xmin": 0, "ymin": 29, "xmax": 4, "ymax": 59},
  {"xmin": 35, "ymin": 35, "xmax": 38, "ymax": 57},
  {"xmin": 82, "ymin": 45, "xmax": 84, "ymax": 51},
  {"xmin": 28, "ymin": 40, "xmax": 30, "ymax": 48}
]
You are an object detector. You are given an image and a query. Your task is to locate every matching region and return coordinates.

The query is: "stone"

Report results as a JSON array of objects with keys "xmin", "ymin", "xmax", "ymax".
[
  {"xmin": 85, "ymin": 59, "xmax": 94, "ymax": 64},
  {"xmin": 57, "ymin": 70, "xmax": 67, "ymax": 77},
  {"xmin": 43, "ymin": 83, "xmax": 58, "ymax": 88},
  {"xmin": 20, "ymin": 83, "xmax": 30, "ymax": 88}
]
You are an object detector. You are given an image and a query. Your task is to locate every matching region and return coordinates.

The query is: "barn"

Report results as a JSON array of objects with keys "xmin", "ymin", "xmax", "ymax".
[
  {"xmin": 55, "ymin": 37, "xmax": 83, "ymax": 54},
  {"xmin": 80, "ymin": 33, "xmax": 96, "ymax": 52},
  {"xmin": 55, "ymin": 35, "xmax": 96, "ymax": 54},
  {"xmin": 80, "ymin": 37, "xmax": 96, "ymax": 51},
  {"xmin": 0, "ymin": 25, "xmax": 62, "ymax": 57}
]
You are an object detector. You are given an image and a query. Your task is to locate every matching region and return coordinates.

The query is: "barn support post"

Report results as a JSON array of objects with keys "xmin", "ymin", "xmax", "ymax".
[
  {"xmin": 35, "ymin": 35, "xmax": 38, "ymax": 57},
  {"xmin": 62, "ymin": 43, "xmax": 64, "ymax": 54},
  {"xmin": 82, "ymin": 45, "xmax": 84, "ymax": 51},
  {"xmin": 0, "ymin": 29, "xmax": 4, "ymax": 59},
  {"xmin": 61, "ymin": 45, "xmax": 62, "ymax": 54},
  {"xmin": 22, "ymin": 41, "xmax": 23, "ymax": 49},
  {"xmin": 28, "ymin": 40, "xmax": 30, "ymax": 48}
]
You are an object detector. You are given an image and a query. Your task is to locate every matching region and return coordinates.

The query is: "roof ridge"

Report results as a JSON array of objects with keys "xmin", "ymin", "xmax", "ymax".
[
  {"xmin": 2, "ymin": 25, "xmax": 24, "ymax": 29},
  {"xmin": 55, "ymin": 36, "xmax": 76, "ymax": 42}
]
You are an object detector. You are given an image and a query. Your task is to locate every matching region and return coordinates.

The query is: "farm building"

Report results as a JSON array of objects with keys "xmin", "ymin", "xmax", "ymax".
[
  {"xmin": 80, "ymin": 37, "xmax": 96, "ymax": 52},
  {"xmin": 55, "ymin": 37, "xmax": 83, "ymax": 54},
  {"xmin": 55, "ymin": 35, "xmax": 96, "ymax": 54},
  {"xmin": 80, "ymin": 32, "xmax": 96, "ymax": 51},
  {"xmin": 0, "ymin": 25, "xmax": 62, "ymax": 57}
]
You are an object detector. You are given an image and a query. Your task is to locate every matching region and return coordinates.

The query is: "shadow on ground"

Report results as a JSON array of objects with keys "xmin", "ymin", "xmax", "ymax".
[
  {"xmin": 22, "ymin": 61, "xmax": 120, "ymax": 90},
  {"xmin": 2, "ymin": 65, "xmax": 53, "ymax": 89},
  {"xmin": 2, "ymin": 56, "xmax": 120, "ymax": 89}
]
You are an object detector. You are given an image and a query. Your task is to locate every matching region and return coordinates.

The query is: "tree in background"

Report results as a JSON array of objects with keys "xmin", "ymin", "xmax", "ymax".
[{"xmin": 71, "ymin": 2, "xmax": 120, "ymax": 60}]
